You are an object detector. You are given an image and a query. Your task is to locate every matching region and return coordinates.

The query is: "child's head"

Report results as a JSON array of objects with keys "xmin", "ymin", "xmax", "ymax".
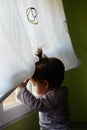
[{"xmin": 30, "ymin": 48, "xmax": 65, "ymax": 95}]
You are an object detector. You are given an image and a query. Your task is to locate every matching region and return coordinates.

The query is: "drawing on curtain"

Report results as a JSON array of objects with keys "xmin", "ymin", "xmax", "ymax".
[
  {"xmin": 0, "ymin": 0, "xmax": 80, "ymax": 102},
  {"xmin": 26, "ymin": 7, "xmax": 38, "ymax": 24}
]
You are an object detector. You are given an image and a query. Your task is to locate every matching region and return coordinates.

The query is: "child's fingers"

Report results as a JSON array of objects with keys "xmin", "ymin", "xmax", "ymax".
[
  {"xmin": 17, "ymin": 79, "xmax": 29, "ymax": 90},
  {"xmin": 23, "ymin": 79, "xmax": 30, "ymax": 84}
]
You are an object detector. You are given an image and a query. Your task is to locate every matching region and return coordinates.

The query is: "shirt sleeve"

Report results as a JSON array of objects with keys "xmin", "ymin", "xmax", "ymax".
[{"xmin": 17, "ymin": 87, "xmax": 59, "ymax": 112}]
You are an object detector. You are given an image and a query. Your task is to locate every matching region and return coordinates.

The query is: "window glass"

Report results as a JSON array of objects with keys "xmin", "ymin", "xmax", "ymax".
[
  {"xmin": 3, "ymin": 81, "xmax": 34, "ymax": 107},
  {"xmin": 3, "ymin": 90, "xmax": 19, "ymax": 107}
]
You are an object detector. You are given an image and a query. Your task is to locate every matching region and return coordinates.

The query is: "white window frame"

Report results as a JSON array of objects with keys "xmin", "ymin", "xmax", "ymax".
[
  {"xmin": 0, "ymin": 83, "xmax": 33, "ymax": 129},
  {"xmin": 0, "ymin": 102, "xmax": 31, "ymax": 129}
]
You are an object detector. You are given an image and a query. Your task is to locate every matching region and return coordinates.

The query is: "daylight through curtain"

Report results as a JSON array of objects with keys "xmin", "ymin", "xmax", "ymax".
[{"xmin": 0, "ymin": 0, "xmax": 80, "ymax": 102}]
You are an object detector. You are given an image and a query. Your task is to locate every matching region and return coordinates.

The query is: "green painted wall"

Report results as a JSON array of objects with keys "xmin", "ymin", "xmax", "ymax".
[
  {"xmin": 3, "ymin": 112, "xmax": 39, "ymax": 130},
  {"xmin": 63, "ymin": 0, "xmax": 87, "ymax": 122},
  {"xmin": 3, "ymin": 0, "xmax": 87, "ymax": 130}
]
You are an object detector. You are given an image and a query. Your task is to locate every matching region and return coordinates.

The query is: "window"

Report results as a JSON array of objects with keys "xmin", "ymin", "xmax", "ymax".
[
  {"xmin": 3, "ymin": 81, "xmax": 34, "ymax": 107},
  {"xmin": 0, "ymin": 0, "xmax": 80, "ymax": 129},
  {"xmin": 0, "ymin": 83, "xmax": 33, "ymax": 129},
  {"xmin": 3, "ymin": 90, "xmax": 19, "ymax": 107}
]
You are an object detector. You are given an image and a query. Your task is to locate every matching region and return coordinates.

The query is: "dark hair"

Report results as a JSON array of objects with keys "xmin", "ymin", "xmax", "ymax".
[{"xmin": 32, "ymin": 48, "xmax": 65, "ymax": 88}]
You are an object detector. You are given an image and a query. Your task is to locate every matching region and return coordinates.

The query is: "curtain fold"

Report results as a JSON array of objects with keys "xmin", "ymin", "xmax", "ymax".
[
  {"xmin": 0, "ymin": 0, "xmax": 35, "ymax": 102},
  {"xmin": 0, "ymin": 0, "xmax": 80, "ymax": 102}
]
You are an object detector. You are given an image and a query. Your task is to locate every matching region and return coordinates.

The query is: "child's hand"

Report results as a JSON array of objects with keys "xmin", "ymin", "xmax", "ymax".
[{"xmin": 17, "ymin": 79, "xmax": 29, "ymax": 90}]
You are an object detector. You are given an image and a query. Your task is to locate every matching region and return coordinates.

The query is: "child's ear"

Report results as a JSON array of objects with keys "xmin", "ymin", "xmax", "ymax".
[{"xmin": 42, "ymin": 80, "xmax": 49, "ymax": 89}]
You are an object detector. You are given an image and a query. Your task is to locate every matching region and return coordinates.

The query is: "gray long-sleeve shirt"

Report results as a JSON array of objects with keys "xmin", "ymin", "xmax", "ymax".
[{"xmin": 17, "ymin": 86, "xmax": 71, "ymax": 130}]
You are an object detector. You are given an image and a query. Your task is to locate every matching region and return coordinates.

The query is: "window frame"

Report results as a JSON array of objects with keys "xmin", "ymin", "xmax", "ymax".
[
  {"xmin": 0, "ymin": 99, "xmax": 31, "ymax": 129},
  {"xmin": 0, "ymin": 81, "xmax": 34, "ymax": 129}
]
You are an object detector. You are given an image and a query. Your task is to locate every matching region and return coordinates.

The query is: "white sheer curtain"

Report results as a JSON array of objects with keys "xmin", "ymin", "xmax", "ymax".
[{"xmin": 0, "ymin": 0, "xmax": 80, "ymax": 102}]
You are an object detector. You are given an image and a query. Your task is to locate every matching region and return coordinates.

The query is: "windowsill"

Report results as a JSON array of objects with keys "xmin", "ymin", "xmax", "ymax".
[
  {"xmin": 0, "ymin": 102, "xmax": 32, "ymax": 129},
  {"xmin": 3, "ymin": 102, "xmax": 22, "ymax": 111}
]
